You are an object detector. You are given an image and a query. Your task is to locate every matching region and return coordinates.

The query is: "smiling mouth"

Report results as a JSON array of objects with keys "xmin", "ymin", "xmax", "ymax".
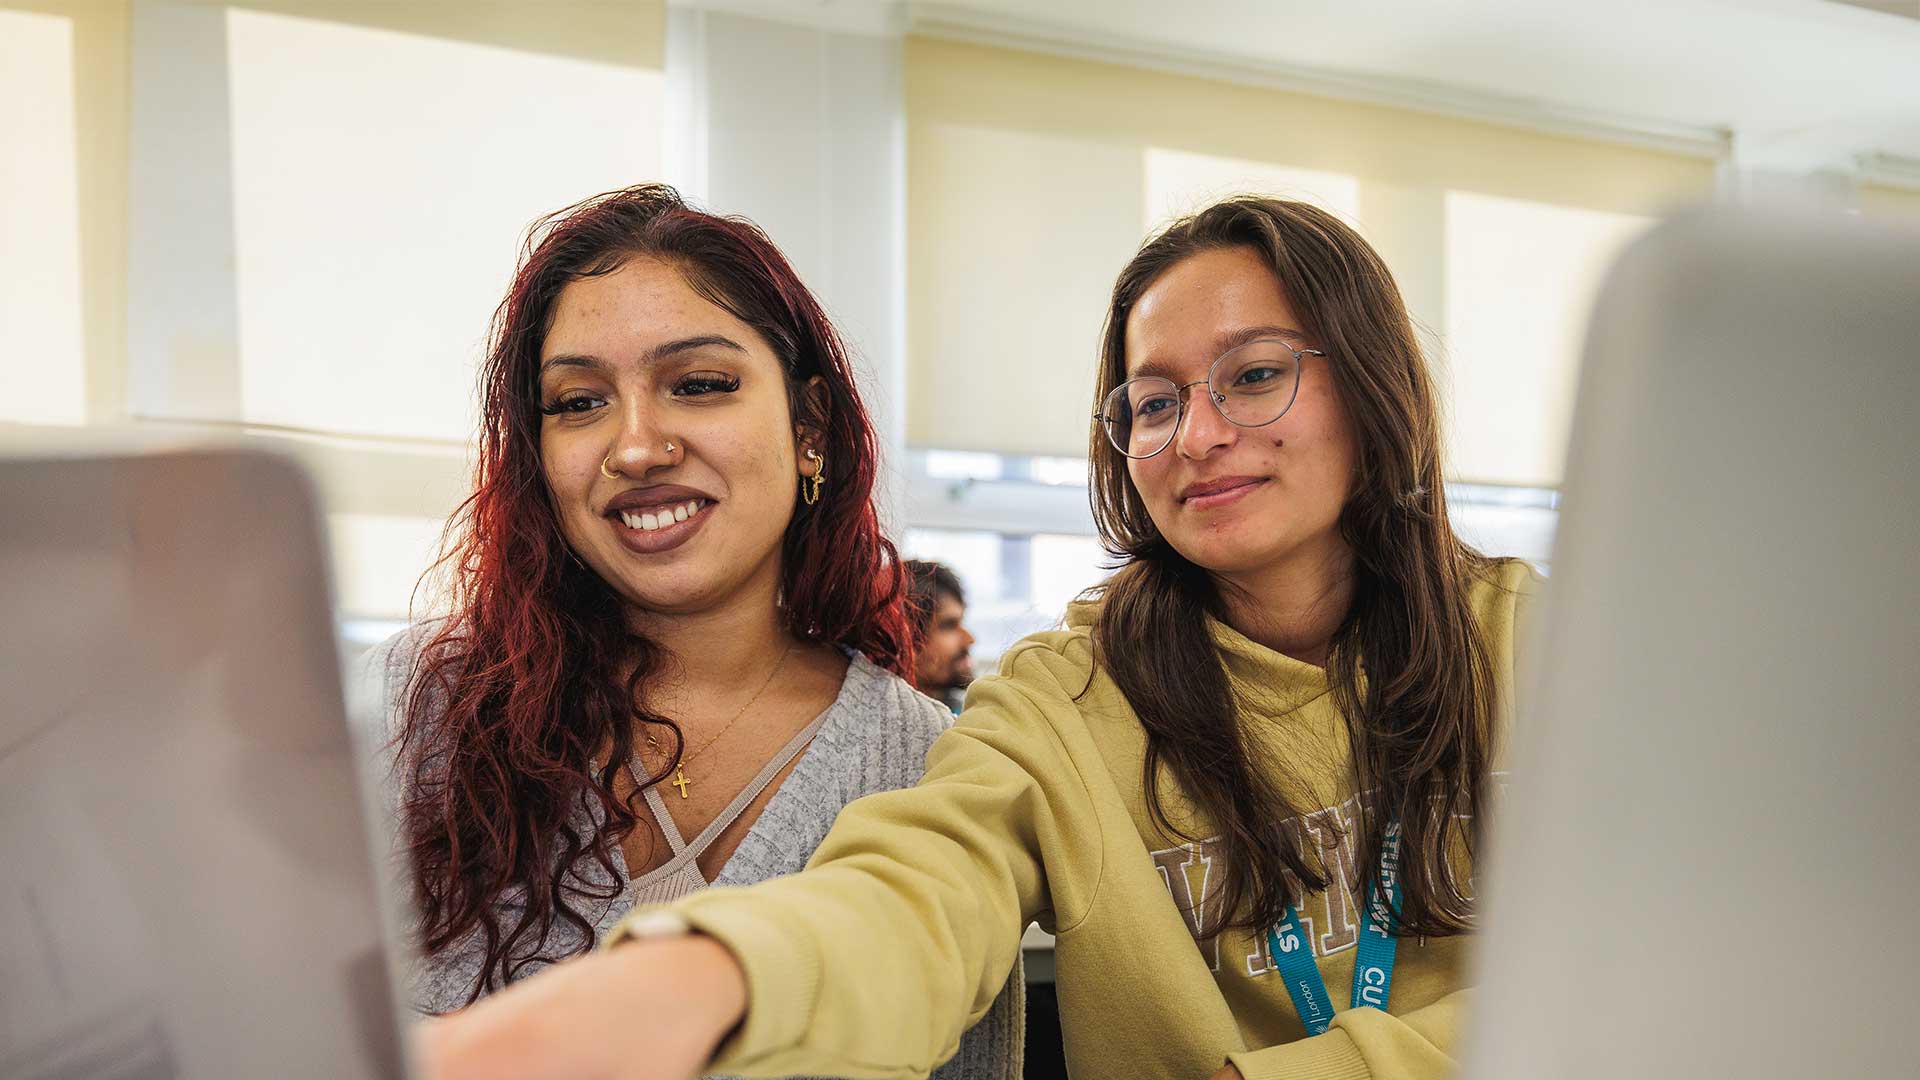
[
  {"xmin": 1181, "ymin": 478, "xmax": 1267, "ymax": 505},
  {"xmin": 614, "ymin": 498, "xmax": 711, "ymax": 533}
]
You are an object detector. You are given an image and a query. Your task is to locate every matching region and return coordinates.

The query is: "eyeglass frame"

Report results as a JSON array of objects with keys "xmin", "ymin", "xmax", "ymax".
[{"xmin": 1093, "ymin": 337, "xmax": 1327, "ymax": 460}]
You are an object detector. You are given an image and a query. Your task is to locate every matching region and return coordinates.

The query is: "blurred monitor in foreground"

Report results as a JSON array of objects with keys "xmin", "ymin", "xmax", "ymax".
[
  {"xmin": 0, "ymin": 448, "xmax": 411, "ymax": 1079},
  {"xmin": 1464, "ymin": 205, "xmax": 1920, "ymax": 1077}
]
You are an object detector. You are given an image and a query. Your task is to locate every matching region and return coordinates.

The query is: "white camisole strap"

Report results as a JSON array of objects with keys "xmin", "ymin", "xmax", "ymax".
[{"xmin": 631, "ymin": 704, "xmax": 833, "ymax": 892}]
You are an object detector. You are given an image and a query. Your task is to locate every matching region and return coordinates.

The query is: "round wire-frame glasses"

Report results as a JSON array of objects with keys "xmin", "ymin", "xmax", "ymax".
[{"xmin": 1094, "ymin": 338, "xmax": 1325, "ymax": 460}]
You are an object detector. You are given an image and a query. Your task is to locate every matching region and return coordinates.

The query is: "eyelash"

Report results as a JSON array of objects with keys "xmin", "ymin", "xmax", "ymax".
[
  {"xmin": 537, "ymin": 373, "xmax": 741, "ymax": 416},
  {"xmin": 674, "ymin": 373, "xmax": 740, "ymax": 397},
  {"xmin": 537, "ymin": 394, "xmax": 603, "ymax": 417}
]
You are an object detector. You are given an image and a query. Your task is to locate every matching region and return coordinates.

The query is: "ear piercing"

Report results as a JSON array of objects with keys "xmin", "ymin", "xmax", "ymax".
[{"xmin": 802, "ymin": 448, "xmax": 827, "ymax": 505}]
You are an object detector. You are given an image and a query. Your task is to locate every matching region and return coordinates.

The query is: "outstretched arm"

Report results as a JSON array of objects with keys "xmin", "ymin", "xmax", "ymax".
[{"xmin": 425, "ymin": 645, "xmax": 1102, "ymax": 1080}]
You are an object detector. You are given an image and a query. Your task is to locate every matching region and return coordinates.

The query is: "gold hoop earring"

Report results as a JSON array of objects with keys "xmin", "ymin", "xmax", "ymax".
[
  {"xmin": 802, "ymin": 449, "xmax": 826, "ymax": 506},
  {"xmin": 600, "ymin": 456, "xmax": 621, "ymax": 479}
]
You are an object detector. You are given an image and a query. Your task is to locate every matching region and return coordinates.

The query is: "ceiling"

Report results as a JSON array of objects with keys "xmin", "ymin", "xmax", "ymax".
[{"xmin": 683, "ymin": 0, "xmax": 1920, "ymax": 178}]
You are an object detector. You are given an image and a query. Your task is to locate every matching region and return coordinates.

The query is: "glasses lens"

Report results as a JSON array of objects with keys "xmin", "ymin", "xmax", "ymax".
[
  {"xmin": 1210, "ymin": 341, "xmax": 1303, "ymax": 427},
  {"xmin": 1103, "ymin": 378, "xmax": 1180, "ymax": 457}
]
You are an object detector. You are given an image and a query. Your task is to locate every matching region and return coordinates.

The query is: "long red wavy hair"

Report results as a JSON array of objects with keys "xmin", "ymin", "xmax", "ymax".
[{"xmin": 398, "ymin": 185, "xmax": 913, "ymax": 1002}]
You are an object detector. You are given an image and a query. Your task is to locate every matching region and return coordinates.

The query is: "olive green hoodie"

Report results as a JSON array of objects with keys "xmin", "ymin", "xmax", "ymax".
[{"xmin": 654, "ymin": 560, "xmax": 1533, "ymax": 1079}]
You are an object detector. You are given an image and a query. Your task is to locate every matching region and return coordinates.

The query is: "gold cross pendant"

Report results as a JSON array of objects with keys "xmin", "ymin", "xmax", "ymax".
[{"xmin": 671, "ymin": 764, "xmax": 691, "ymax": 799}]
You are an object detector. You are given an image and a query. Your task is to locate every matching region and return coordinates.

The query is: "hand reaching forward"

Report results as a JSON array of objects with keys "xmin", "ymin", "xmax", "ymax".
[{"xmin": 419, "ymin": 935, "xmax": 748, "ymax": 1080}]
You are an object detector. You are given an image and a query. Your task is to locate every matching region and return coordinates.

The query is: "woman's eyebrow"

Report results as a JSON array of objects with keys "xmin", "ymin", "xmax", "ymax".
[
  {"xmin": 538, "ymin": 354, "xmax": 605, "ymax": 376},
  {"xmin": 1128, "ymin": 324, "xmax": 1308, "ymax": 378},
  {"xmin": 538, "ymin": 335, "xmax": 747, "ymax": 376},
  {"xmin": 646, "ymin": 334, "xmax": 747, "ymax": 363}
]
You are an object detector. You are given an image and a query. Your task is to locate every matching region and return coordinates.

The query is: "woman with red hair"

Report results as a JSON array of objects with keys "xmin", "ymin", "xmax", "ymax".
[
  {"xmin": 419, "ymin": 195, "xmax": 1534, "ymax": 1080},
  {"xmin": 353, "ymin": 185, "xmax": 1018, "ymax": 1078}
]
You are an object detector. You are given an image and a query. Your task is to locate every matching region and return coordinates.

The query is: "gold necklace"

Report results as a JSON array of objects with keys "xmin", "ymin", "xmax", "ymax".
[{"xmin": 643, "ymin": 638, "xmax": 796, "ymax": 800}]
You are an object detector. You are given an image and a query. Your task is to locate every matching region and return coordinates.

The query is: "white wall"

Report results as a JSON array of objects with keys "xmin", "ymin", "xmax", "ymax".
[{"xmin": 667, "ymin": 7, "xmax": 910, "ymax": 524}]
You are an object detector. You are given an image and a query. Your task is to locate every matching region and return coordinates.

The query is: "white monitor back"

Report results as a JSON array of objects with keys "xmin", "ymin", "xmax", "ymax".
[
  {"xmin": 0, "ymin": 448, "xmax": 410, "ymax": 1079},
  {"xmin": 1462, "ymin": 205, "xmax": 1920, "ymax": 1077}
]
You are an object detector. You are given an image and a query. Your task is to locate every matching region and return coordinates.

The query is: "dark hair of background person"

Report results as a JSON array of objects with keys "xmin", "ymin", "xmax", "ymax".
[
  {"xmin": 905, "ymin": 558, "xmax": 966, "ymax": 640},
  {"xmin": 398, "ymin": 185, "xmax": 915, "ymax": 1001},
  {"xmin": 1085, "ymin": 196, "xmax": 1512, "ymax": 941}
]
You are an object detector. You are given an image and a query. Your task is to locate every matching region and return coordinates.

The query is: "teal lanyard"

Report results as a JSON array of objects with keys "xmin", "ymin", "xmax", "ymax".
[{"xmin": 1264, "ymin": 820, "xmax": 1404, "ymax": 1036}]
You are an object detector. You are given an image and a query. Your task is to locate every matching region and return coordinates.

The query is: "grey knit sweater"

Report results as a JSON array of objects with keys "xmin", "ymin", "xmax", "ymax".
[{"xmin": 350, "ymin": 630, "xmax": 1022, "ymax": 1080}]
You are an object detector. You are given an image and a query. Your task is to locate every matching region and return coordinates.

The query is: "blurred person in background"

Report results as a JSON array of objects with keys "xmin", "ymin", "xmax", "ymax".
[
  {"xmin": 352, "ymin": 185, "xmax": 1018, "ymax": 1078},
  {"xmin": 907, "ymin": 558, "xmax": 975, "ymax": 712},
  {"xmin": 422, "ymin": 195, "xmax": 1534, "ymax": 1080}
]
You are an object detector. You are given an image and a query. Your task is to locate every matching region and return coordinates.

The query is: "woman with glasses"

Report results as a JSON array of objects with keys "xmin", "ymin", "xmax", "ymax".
[
  {"xmin": 423, "ymin": 196, "xmax": 1535, "ymax": 1080},
  {"xmin": 351, "ymin": 185, "xmax": 1018, "ymax": 1078}
]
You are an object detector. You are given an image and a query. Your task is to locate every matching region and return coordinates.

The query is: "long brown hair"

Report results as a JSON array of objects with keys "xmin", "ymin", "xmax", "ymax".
[
  {"xmin": 1088, "ymin": 197, "xmax": 1507, "ymax": 940},
  {"xmin": 399, "ymin": 186, "xmax": 914, "ymax": 1001}
]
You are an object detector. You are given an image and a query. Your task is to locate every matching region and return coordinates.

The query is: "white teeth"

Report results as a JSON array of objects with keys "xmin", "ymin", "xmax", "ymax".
[{"xmin": 619, "ymin": 500, "xmax": 708, "ymax": 532}]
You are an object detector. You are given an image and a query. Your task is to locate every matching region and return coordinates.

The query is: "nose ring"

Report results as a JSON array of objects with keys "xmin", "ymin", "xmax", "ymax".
[{"xmin": 601, "ymin": 440, "xmax": 677, "ymax": 479}]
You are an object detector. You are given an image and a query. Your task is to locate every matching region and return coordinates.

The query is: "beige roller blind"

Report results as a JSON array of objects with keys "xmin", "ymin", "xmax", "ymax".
[
  {"xmin": 3, "ymin": 1, "xmax": 667, "ymax": 619},
  {"xmin": 1, "ymin": 3, "xmax": 128, "ymax": 427},
  {"xmin": 1, "ymin": 8, "xmax": 86, "ymax": 425},
  {"xmin": 1861, "ymin": 183, "xmax": 1920, "ymax": 221},
  {"xmin": 220, "ymin": 1, "xmax": 664, "ymax": 616},
  {"xmin": 224, "ymin": 1, "xmax": 666, "ymax": 442},
  {"xmin": 905, "ymin": 36, "xmax": 1715, "ymax": 484},
  {"xmin": 1443, "ymin": 193, "xmax": 1654, "ymax": 489}
]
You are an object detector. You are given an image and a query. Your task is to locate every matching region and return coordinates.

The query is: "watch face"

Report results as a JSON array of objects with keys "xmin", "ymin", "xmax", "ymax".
[{"xmin": 610, "ymin": 909, "xmax": 692, "ymax": 946}]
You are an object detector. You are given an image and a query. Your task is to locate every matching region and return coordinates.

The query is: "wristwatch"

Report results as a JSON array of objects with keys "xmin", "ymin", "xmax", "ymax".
[{"xmin": 601, "ymin": 907, "xmax": 693, "ymax": 950}]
